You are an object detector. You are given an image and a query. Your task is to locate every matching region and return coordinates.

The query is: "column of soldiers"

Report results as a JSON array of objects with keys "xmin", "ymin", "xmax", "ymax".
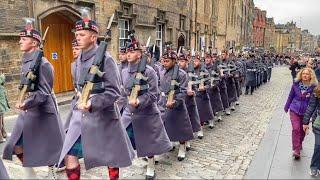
[{"xmin": 0, "ymin": 12, "xmax": 274, "ymax": 180}]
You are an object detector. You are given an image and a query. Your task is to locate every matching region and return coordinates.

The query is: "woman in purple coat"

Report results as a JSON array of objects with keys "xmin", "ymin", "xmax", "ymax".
[{"xmin": 284, "ymin": 68, "xmax": 318, "ymax": 159}]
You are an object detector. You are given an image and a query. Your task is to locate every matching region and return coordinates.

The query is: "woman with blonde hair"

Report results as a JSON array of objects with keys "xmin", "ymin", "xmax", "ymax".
[{"xmin": 285, "ymin": 68, "xmax": 318, "ymax": 159}]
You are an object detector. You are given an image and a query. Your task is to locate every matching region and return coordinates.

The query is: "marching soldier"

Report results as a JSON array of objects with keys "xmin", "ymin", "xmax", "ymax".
[
  {"xmin": 2, "ymin": 18, "xmax": 64, "ymax": 179},
  {"xmin": 233, "ymin": 55, "xmax": 244, "ymax": 104},
  {"xmin": 119, "ymin": 34, "xmax": 172, "ymax": 180},
  {"xmin": 159, "ymin": 50, "xmax": 194, "ymax": 161},
  {"xmin": 245, "ymin": 54, "xmax": 257, "ymax": 95},
  {"xmin": 64, "ymin": 40, "xmax": 82, "ymax": 132},
  {"xmin": 118, "ymin": 46, "xmax": 128, "ymax": 72},
  {"xmin": 205, "ymin": 53, "xmax": 224, "ymax": 123},
  {"xmin": 58, "ymin": 13, "xmax": 134, "ymax": 180},
  {"xmin": 222, "ymin": 51, "xmax": 238, "ymax": 112},
  {"xmin": 178, "ymin": 53, "xmax": 202, "ymax": 149},
  {"xmin": 216, "ymin": 55, "xmax": 230, "ymax": 115},
  {"xmin": 193, "ymin": 52, "xmax": 215, "ymax": 138}
]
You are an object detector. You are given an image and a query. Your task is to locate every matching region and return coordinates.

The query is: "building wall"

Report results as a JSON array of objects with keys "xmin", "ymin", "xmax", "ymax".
[
  {"xmin": 1, "ymin": 0, "xmax": 220, "ymax": 108},
  {"xmin": 264, "ymin": 18, "xmax": 275, "ymax": 51},
  {"xmin": 252, "ymin": 7, "xmax": 266, "ymax": 48}
]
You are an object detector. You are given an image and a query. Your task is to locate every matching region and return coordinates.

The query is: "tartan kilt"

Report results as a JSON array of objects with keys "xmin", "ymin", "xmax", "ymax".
[{"xmin": 67, "ymin": 136, "xmax": 83, "ymax": 158}]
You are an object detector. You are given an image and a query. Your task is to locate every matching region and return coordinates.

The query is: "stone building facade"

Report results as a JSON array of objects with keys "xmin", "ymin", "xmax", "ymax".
[
  {"xmin": 264, "ymin": 18, "xmax": 275, "ymax": 52},
  {"xmin": 252, "ymin": 7, "xmax": 266, "ymax": 48},
  {"xmin": 301, "ymin": 29, "xmax": 317, "ymax": 53},
  {"xmin": 0, "ymin": 0, "xmax": 219, "ymax": 108}
]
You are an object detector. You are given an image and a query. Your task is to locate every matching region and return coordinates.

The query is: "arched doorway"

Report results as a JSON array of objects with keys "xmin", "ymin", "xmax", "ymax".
[
  {"xmin": 178, "ymin": 34, "xmax": 185, "ymax": 51},
  {"xmin": 40, "ymin": 10, "xmax": 80, "ymax": 93}
]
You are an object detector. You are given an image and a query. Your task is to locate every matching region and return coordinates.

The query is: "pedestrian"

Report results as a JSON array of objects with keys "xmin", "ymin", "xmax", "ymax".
[
  {"xmin": 315, "ymin": 61, "xmax": 320, "ymax": 81},
  {"xmin": 284, "ymin": 67, "xmax": 318, "ymax": 159},
  {"xmin": 303, "ymin": 84, "xmax": 320, "ymax": 176},
  {"xmin": 2, "ymin": 18, "xmax": 64, "ymax": 179},
  {"xmin": 0, "ymin": 73, "xmax": 9, "ymax": 143},
  {"xmin": 57, "ymin": 13, "xmax": 134, "ymax": 180}
]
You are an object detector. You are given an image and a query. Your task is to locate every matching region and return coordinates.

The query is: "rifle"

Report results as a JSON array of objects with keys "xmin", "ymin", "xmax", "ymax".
[
  {"xmin": 199, "ymin": 50, "xmax": 210, "ymax": 90},
  {"xmin": 187, "ymin": 48, "xmax": 199, "ymax": 91},
  {"xmin": 210, "ymin": 69, "xmax": 221, "ymax": 87},
  {"xmin": 18, "ymin": 26, "xmax": 50, "ymax": 104},
  {"xmin": 150, "ymin": 44, "xmax": 157, "ymax": 67},
  {"xmin": 79, "ymin": 14, "xmax": 114, "ymax": 106},
  {"xmin": 128, "ymin": 55, "xmax": 148, "ymax": 103},
  {"xmin": 167, "ymin": 64, "xmax": 180, "ymax": 105},
  {"xmin": 128, "ymin": 36, "xmax": 151, "ymax": 103}
]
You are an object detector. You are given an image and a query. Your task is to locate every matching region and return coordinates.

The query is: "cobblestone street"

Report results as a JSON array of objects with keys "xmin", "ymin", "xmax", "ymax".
[{"xmin": 2, "ymin": 66, "xmax": 292, "ymax": 179}]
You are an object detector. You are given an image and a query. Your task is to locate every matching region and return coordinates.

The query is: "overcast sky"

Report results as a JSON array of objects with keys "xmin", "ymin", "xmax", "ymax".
[{"xmin": 253, "ymin": 0, "xmax": 320, "ymax": 35}]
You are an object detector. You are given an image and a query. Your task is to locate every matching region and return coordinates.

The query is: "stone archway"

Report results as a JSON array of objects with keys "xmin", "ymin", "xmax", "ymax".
[
  {"xmin": 178, "ymin": 34, "xmax": 185, "ymax": 51},
  {"xmin": 38, "ymin": 6, "xmax": 81, "ymax": 93}
]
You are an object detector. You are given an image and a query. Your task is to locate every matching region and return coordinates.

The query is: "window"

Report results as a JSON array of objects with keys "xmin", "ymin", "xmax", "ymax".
[
  {"xmin": 180, "ymin": 15, "xmax": 185, "ymax": 30},
  {"xmin": 119, "ymin": 19, "xmax": 130, "ymax": 48},
  {"xmin": 156, "ymin": 24, "xmax": 163, "ymax": 56}
]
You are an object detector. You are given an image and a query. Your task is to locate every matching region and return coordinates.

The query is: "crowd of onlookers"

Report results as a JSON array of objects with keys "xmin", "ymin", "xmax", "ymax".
[{"xmin": 286, "ymin": 55, "xmax": 320, "ymax": 177}]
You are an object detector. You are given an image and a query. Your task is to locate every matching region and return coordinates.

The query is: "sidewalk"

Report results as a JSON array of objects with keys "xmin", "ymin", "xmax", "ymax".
[{"xmin": 245, "ymin": 83, "xmax": 316, "ymax": 179}]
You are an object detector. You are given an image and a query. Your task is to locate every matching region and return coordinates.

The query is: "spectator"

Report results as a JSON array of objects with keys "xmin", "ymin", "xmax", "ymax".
[
  {"xmin": 315, "ymin": 61, "xmax": 320, "ymax": 81},
  {"xmin": 0, "ymin": 73, "xmax": 9, "ymax": 143},
  {"xmin": 284, "ymin": 68, "xmax": 318, "ymax": 159},
  {"xmin": 289, "ymin": 58, "xmax": 300, "ymax": 81},
  {"xmin": 303, "ymin": 83, "xmax": 320, "ymax": 176}
]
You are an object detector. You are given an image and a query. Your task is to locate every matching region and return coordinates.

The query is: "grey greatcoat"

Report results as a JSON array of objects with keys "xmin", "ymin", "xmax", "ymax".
[
  {"xmin": 159, "ymin": 67, "xmax": 194, "ymax": 142},
  {"xmin": 194, "ymin": 67, "xmax": 215, "ymax": 123},
  {"xmin": 0, "ymin": 159, "xmax": 9, "ymax": 179},
  {"xmin": 117, "ymin": 61, "xmax": 128, "ymax": 113},
  {"xmin": 245, "ymin": 59, "xmax": 257, "ymax": 87},
  {"xmin": 3, "ymin": 51, "xmax": 64, "ymax": 167},
  {"xmin": 119, "ymin": 62, "xmax": 172, "ymax": 157},
  {"xmin": 216, "ymin": 60, "xmax": 229, "ymax": 109},
  {"xmin": 224, "ymin": 60, "xmax": 238, "ymax": 103},
  {"xmin": 58, "ymin": 46, "xmax": 134, "ymax": 170},
  {"xmin": 181, "ymin": 67, "xmax": 201, "ymax": 133},
  {"xmin": 206, "ymin": 63, "xmax": 224, "ymax": 113}
]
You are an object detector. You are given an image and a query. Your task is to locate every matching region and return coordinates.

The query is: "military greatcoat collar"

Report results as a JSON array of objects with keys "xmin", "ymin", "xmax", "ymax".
[
  {"xmin": 128, "ymin": 60, "xmax": 139, "ymax": 73},
  {"xmin": 22, "ymin": 50, "xmax": 37, "ymax": 63},
  {"xmin": 81, "ymin": 45, "xmax": 98, "ymax": 62}
]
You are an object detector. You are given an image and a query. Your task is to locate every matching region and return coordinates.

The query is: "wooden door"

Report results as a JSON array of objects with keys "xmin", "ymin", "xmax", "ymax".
[{"xmin": 41, "ymin": 13, "xmax": 74, "ymax": 93}]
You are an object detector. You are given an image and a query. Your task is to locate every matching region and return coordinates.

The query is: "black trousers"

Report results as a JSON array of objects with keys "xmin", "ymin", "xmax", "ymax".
[
  {"xmin": 245, "ymin": 86, "xmax": 254, "ymax": 95},
  {"xmin": 311, "ymin": 132, "xmax": 320, "ymax": 170}
]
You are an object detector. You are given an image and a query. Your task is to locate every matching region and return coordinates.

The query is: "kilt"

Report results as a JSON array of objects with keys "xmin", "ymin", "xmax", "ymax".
[
  {"xmin": 67, "ymin": 136, "xmax": 83, "ymax": 158},
  {"xmin": 126, "ymin": 123, "xmax": 136, "ymax": 149},
  {"xmin": 16, "ymin": 134, "xmax": 23, "ymax": 147}
]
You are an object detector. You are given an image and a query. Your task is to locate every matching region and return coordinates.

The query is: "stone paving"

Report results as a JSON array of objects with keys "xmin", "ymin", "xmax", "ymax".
[{"xmin": 2, "ymin": 66, "xmax": 291, "ymax": 179}]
